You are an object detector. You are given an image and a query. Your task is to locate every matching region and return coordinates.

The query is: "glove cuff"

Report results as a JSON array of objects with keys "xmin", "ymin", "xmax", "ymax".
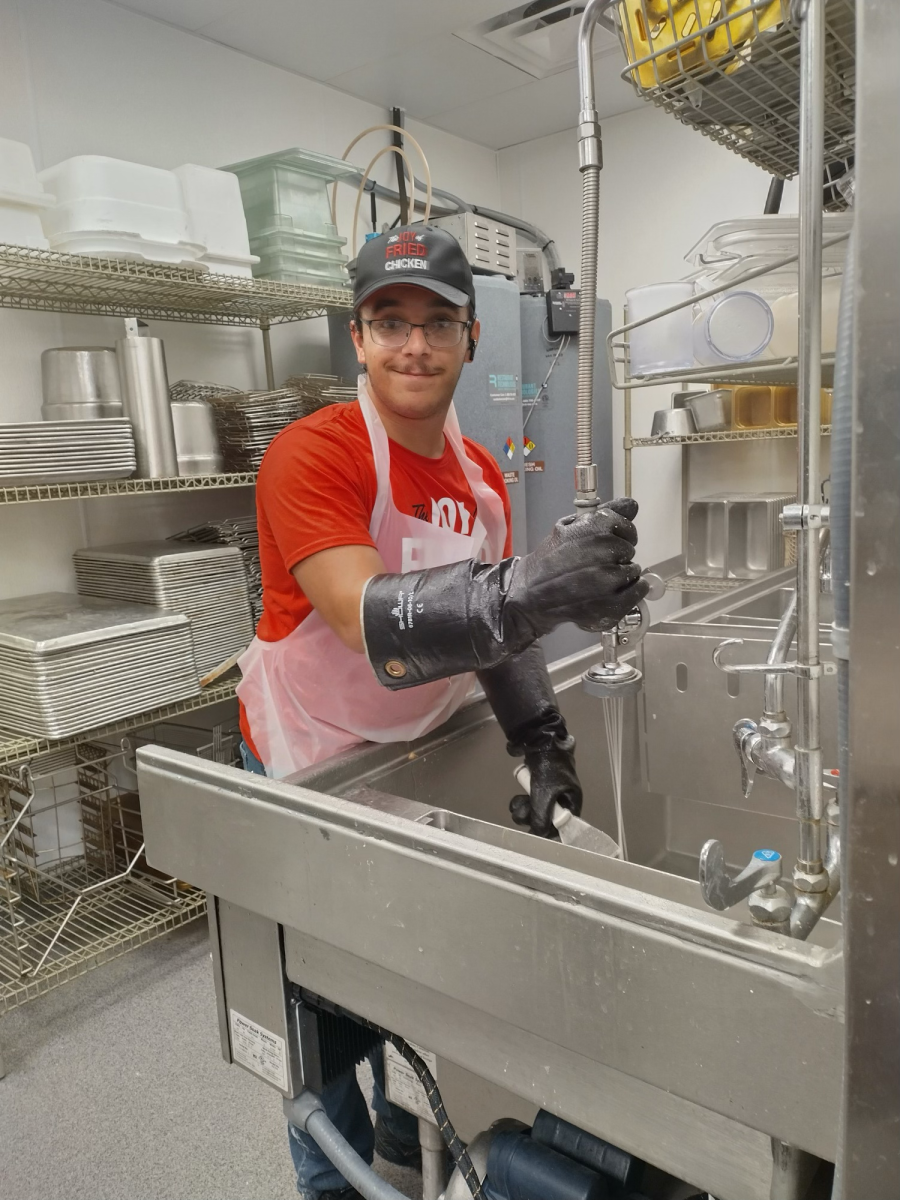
[{"xmin": 362, "ymin": 558, "xmax": 538, "ymax": 690}]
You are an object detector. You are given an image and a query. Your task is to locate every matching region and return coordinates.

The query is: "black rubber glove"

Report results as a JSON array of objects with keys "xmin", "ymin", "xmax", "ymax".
[
  {"xmin": 478, "ymin": 645, "xmax": 583, "ymax": 837},
  {"xmin": 363, "ymin": 498, "xmax": 648, "ymax": 689}
]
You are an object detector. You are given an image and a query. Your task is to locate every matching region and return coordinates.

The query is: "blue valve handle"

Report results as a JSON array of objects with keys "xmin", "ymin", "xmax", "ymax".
[{"xmin": 700, "ymin": 840, "xmax": 783, "ymax": 912}]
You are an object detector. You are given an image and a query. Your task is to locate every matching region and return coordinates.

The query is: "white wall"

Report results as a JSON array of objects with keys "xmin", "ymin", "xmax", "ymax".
[
  {"xmin": 0, "ymin": 0, "xmax": 502, "ymax": 599},
  {"xmin": 499, "ymin": 105, "xmax": 804, "ymax": 572}
]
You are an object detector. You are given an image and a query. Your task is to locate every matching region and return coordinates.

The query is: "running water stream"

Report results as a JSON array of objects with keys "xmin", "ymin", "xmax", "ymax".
[{"xmin": 601, "ymin": 695, "xmax": 627, "ymax": 860}]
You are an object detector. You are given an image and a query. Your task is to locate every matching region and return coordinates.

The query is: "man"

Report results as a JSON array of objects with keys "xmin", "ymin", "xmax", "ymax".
[{"xmin": 237, "ymin": 225, "xmax": 647, "ymax": 1199}]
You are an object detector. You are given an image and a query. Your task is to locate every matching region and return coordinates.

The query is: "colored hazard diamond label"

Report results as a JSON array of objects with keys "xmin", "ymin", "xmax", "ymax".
[
  {"xmin": 523, "ymin": 438, "xmax": 536, "ymax": 458},
  {"xmin": 503, "ymin": 437, "xmax": 515, "ymax": 460}
]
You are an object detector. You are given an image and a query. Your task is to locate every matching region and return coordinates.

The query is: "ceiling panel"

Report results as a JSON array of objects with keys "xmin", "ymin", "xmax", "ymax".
[
  {"xmin": 107, "ymin": 0, "xmax": 644, "ymax": 152},
  {"xmin": 195, "ymin": 0, "xmax": 503, "ymax": 81},
  {"xmin": 109, "ymin": 0, "xmax": 243, "ymax": 31},
  {"xmin": 429, "ymin": 55, "xmax": 643, "ymax": 149},
  {"xmin": 327, "ymin": 35, "xmax": 531, "ymax": 121}
]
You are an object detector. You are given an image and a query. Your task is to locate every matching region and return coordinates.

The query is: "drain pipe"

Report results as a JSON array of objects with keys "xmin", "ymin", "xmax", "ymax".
[
  {"xmin": 285, "ymin": 1092, "xmax": 408, "ymax": 1200},
  {"xmin": 574, "ymin": 0, "xmax": 612, "ymax": 507}
]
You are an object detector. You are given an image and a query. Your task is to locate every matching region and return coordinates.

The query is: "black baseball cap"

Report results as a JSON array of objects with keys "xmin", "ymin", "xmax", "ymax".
[{"xmin": 352, "ymin": 224, "xmax": 475, "ymax": 312}]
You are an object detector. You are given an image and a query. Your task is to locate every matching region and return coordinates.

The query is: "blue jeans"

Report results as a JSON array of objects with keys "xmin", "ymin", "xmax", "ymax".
[{"xmin": 239, "ymin": 741, "xmax": 419, "ymax": 1197}]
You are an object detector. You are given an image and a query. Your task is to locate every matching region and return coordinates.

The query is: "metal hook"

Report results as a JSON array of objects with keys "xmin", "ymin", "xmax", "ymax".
[{"xmin": 713, "ymin": 639, "xmax": 796, "ymax": 676}]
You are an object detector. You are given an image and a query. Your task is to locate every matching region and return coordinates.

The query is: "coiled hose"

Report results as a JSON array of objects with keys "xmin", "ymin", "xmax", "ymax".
[{"xmin": 576, "ymin": 163, "xmax": 600, "ymax": 489}]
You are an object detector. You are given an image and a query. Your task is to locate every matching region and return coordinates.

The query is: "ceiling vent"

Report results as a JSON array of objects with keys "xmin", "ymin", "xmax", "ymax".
[{"xmin": 456, "ymin": 1, "xmax": 620, "ymax": 79}]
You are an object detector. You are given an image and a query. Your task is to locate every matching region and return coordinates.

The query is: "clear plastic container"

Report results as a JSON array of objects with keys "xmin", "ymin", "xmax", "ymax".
[
  {"xmin": 249, "ymin": 224, "xmax": 349, "ymax": 286},
  {"xmin": 693, "ymin": 290, "xmax": 773, "ymax": 366},
  {"xmin": 173, "ymin": 164, "xmax": 258, "ymax": 277},
  {"xmin": 768, "ymin": 275, "xmax": 843, "ymax": 359},
  {"xmin": 38, "ymin": 155, "xmax": 204, "ymax": 267},
  {"xmin": 686, "ymin": 213, "xmax": 853, "ymax": 273},
  {"xmin": 222, "ymin": 147, "xmax": 356, "ymax": 255},
  {"xmin": 625, "ymin": 282, "xmax": 695, "ymax": 378},
  {"xmin": 0, "ymin": 136, "xmax": 54, "ymax": 249}
]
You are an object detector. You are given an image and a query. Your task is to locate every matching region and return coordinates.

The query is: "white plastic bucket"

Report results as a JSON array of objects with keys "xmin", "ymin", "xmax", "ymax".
[
  {"xmin": 173, "ymin": 164, "xmax": 258, "ymax": 277},
  {"xmin": 625, "ymin": 282, "xmax": 695, "ymax": 377},
  {"xmin": 38, "ymin": 155, "xmax": 204, "ymax": 266},
  {"xmin": 0, "ymin": 136, "xmax": 54, "ymax": 249}
]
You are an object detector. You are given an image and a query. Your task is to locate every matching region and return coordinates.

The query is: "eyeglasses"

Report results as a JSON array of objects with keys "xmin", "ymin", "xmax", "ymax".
[{"xmin": 359, "ymin": 317, "xmax": 472, "ymax": 349}]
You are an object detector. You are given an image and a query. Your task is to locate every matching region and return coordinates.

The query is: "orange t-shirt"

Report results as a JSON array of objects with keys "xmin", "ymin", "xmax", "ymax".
[{"xmin": 240, "ymin": 398, "xmax": 512, "ymax": 759}]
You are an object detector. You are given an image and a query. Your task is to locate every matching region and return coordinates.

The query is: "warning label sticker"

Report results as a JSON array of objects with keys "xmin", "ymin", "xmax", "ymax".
[
  {"xmin": 489, "ymin": 372, "xmax": 518, "ymax": 403},
  {"xmin": 502, "ymin": 470, "xmax": 520, "ymax": 485},
  {"xmin": 525, "ymin": 460, "xmax": 545, "ymax": 473},
  {"xmin": 384, "ymin": 1041, "xmax": 438, "ymax": 1123},
  {"xmin": 230, "ymin": 1009, "xmax": 288, "ymax": 1091}
]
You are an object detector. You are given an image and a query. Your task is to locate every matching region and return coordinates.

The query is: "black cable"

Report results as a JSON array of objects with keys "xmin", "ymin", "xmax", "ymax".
[
  {"xmin": 390, "ymin": 106, "xmax": 409, "ymax": 225},
  {"xmin": 375, "ymin": 1028, "xmax": 486, "ymax": 1200},
  {"xmin": 764, "ymin": 176, "xmax": 785, "ymax": 214},
  {"xmin": 300, "ymin": 993, "xmax": 486, "ymax": 1200}
]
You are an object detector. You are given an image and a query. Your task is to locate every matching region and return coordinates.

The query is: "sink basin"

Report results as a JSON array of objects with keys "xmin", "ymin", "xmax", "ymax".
[{"xmin": 639, "ymin": 568, "xmax": 837, "ymax": 863}]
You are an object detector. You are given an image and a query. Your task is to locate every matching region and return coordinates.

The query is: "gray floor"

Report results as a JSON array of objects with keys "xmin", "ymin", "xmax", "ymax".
[{"xmin": 0, "ymin": 921, "xmax": 423, "ymax": 1200}]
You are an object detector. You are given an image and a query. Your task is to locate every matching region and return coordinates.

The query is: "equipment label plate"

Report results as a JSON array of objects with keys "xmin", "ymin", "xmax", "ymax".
[
  {"xmin": 229, "ymin": 1008, "xmax": 288, "ymax": 1091},
  {"xmin": 384, "ymin": 1040, "xmax": 438, "ymax": 1123}
]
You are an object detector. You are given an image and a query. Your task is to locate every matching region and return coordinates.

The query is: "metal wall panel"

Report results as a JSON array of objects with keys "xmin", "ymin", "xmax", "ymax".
[{"xmin": 838, "ymin": 1, "xmax": 900, "ymax": 1192}]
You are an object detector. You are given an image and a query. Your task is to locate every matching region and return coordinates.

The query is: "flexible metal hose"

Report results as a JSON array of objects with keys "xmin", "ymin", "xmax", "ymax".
[{"xmin": 576, "ymin": 163, "xmax": 600, "ymax": 481}]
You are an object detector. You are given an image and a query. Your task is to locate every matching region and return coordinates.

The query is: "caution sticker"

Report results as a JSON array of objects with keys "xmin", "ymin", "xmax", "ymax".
[
  {"xmin": 230, "ymin": 1009, "xmax": 288, "ymax": 1091},
  {"xmin": 384, "ymin": 1041, "xmax": 438, "ymax": 1124},
  {"xmin": 523, "ymin": 438, "xmax": 536, "ymax": 457},
  {"xmin": 502, "ymin": 436, "xmax": 515, "ymax": 460}
]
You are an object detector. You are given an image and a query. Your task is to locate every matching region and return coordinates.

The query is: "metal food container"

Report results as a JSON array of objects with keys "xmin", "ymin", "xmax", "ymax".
[
  {"xmin": 686, "ymin": 495, "xmax": 729, "ymax": 576},
  {"xmin": 650, "ymin": 407, "xmax": 696, "ymax": 438},
  {"xmin": 686, "ymin": 389, "xmax": 732, "ymax": 432},
  {"xmin": 41, "ymin": 346, "xmax": 123, "ymax": 420},
  {"xmin": 171, "ymin": 398, "xmax": 223, "ymax": 476},
  {"xmin": 687, "ymin": 493, "xmax": 795, "ymax": 579}
]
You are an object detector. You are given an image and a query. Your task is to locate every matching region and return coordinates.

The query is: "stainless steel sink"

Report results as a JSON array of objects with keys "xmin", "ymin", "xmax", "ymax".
[{"xmin": 136, "ymin": 570, "xmax": 843, "ymax": 1200}]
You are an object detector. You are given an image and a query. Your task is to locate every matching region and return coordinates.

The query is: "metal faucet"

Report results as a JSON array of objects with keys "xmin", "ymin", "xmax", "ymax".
[
  {"xmin": 582, "ymin": 573, "xmax": 665, "ymax": 699},
  {"xmin": 703, "ymin": 532, "xmax": 841, "ymax": 938}
]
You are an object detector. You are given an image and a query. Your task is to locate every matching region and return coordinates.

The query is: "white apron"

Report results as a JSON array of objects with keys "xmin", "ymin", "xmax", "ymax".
[{"xmin": 236, "ymin": 375, "xmax": 508, "ymax": 779}]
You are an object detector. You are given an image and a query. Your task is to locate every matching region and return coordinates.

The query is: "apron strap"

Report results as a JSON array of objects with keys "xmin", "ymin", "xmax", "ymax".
[{"xmin": 358, "ymin": 377, "xmax": 508, "ymax": 564}]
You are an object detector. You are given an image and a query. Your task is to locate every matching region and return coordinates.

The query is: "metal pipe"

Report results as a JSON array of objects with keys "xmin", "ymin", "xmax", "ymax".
[
  {"xmin": 260, "ymin": 320, "xmax": 275, "ymax": 390},
  {"xmin": 765, "ymin": 591, "xmax": 799, "ymax": 718},
  {"xmin": 574, "ymin": 0, "xmax": 612, "ymax": 504},
  {"xmin": 793, "ymin": 0, "xmax": 827, "ymax": 885},
  {"xmin": 790, "ymin": 802, "xmax": 841, "ymax": 940},
  {"xmin": 419, "ymin": 1118, "xmax": 448, "ymax": 1200},
  {"xmin": 285, "ymin": 1092, "xmax": 409, "ymax": 1200}
]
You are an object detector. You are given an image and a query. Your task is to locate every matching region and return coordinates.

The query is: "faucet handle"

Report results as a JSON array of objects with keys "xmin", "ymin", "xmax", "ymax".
[
  {"xmin": 732, "ymin": 718, "xmax": 759, "ymax": 799},
  {"xmin": 699, "ymin": 841, "xmax": 782, "ymax": 911}
]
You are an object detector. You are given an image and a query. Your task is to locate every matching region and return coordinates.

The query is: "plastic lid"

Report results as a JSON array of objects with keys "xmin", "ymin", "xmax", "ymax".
[
  {"xmin": 686, "ymin": 213, "xmax": 853, "ymax": 270},
  {"xmin": 704, "ymin": 291, "xmax": 773, "ymax": 361}
]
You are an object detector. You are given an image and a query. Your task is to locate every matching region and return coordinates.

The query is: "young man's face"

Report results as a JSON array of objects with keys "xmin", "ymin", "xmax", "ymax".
[{"xmin": 350, "ymin": 284, "xmax": 479, "ymax": 422}]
